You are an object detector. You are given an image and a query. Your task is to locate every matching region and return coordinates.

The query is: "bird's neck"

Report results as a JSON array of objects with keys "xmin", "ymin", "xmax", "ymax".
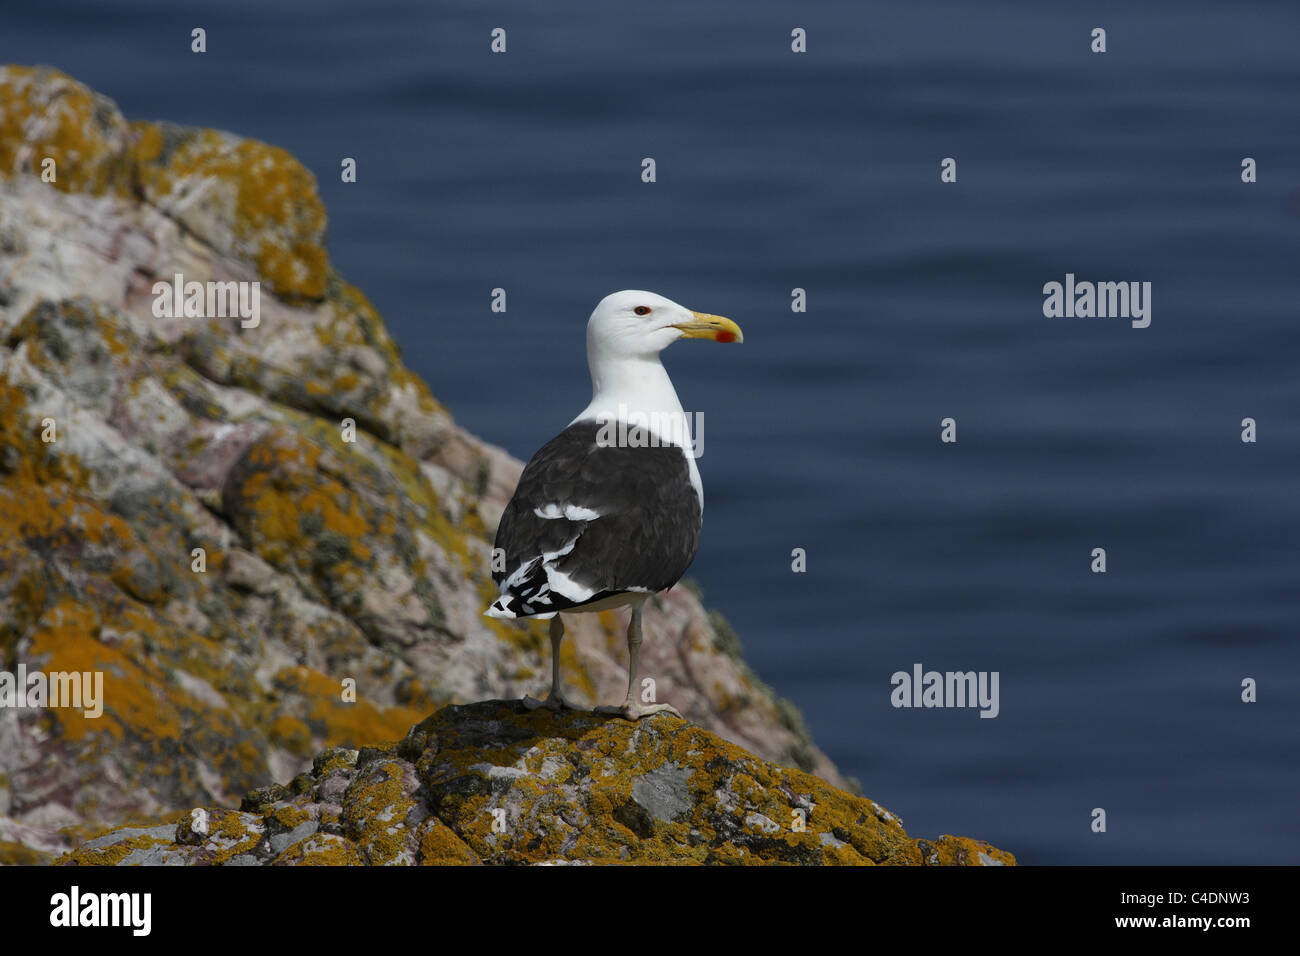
[{"xmin": 578, "ymin": 353, "xmax": 686, "ymax": 427}]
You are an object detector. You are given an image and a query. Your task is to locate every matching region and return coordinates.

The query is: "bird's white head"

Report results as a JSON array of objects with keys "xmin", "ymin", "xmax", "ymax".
[{"xmin": 586, "ymin": 290, "xmax": 743, "ymax": 363}]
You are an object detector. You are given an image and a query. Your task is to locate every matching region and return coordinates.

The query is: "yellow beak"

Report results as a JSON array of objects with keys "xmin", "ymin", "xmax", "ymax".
[{"xmin": 673, "ymin": 311, "xmax": 744, "ymax": 344}]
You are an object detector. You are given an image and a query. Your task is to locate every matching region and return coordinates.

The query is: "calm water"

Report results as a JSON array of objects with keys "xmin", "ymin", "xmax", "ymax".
[{"xmin": 7, "ymin": 0, "xmax": 1298, "ymax": 864}]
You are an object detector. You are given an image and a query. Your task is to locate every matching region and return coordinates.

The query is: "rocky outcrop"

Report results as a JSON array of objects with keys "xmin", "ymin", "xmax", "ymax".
[
  {"xmin": 0, "ymin": 65, "xmax": 864, "ymax": 864},
  {"xmin": 60, "ymin": 701, "xmax": 1014, "ymax": 865}
]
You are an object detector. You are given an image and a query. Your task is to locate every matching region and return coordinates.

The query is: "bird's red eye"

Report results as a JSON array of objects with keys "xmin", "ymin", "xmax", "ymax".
[{"xmin": 634, "ymin": 306, "xmax": 651, "ymax": 315}]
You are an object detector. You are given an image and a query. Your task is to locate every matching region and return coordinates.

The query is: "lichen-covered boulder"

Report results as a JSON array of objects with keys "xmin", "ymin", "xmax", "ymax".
[{"xmin": 60, "ymin": 702, "xmax": 1015, "ymax": 866}]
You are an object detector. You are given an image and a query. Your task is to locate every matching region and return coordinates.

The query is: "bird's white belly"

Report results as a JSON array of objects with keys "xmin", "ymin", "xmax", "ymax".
[{"xmin": 565, "ymin": 592, "xmax": 649, "ymax": 614}]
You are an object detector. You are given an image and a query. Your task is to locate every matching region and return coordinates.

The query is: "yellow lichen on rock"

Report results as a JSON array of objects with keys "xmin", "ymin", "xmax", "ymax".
[
  {"xmin": 271, "ymin": 833, "xmax": 364, "ymax": 866},
  {"xmin": 58, "ymin": 702, "xmax": 1015, "ymax": 867},
  {"xmin": 340, "ymin": 756, "xmax": 419, "ymax": 865},
  {"xmin": 917, "ymin": 835, "xmax": 1016, "ymax": 867},
  {"xmin": 130, "ymin": 124, "xmax": 329, "ymax": 300},
  {"xmin": 416, "ymin": 817, "xmax": 482, "ymax": 865},
  {"xmin": 0, "ymin": 65, "xmax": 134, "ymax": 194},
  {"xmin": 272, "ymin": 666, "xmax": 427, "ymax": 748}
]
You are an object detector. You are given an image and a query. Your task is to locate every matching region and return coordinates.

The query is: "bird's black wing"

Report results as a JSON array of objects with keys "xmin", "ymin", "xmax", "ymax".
[{"xmin": 489, "ymin": 420, "xmax": 701, "ymax": 616}]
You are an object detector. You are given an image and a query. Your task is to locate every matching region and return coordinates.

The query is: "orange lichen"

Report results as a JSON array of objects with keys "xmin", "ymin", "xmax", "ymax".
[
  {"xmin": 27, "ymin": 600, "xmax": 180, "ymax": 743},
  {"xmin": 0, "ymin": 66, "xmax": 133, "ymax": 195},
  {"xmin": 130, "ymin": 125, "xmax": 328, "ymax": 300},
  {"xmin": 274, "ymin": 666, "xmax": 426, "ymax": 749}
]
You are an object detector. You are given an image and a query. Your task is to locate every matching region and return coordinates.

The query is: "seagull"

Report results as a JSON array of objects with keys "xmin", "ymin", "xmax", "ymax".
[{"xmin": 485, "ymin": 290, "xmax": 743, "ymax": 720}]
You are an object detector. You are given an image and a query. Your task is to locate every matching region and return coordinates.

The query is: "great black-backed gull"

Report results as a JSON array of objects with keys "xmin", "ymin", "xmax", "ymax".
[{"xmin": 485, "ymin": 290, "xmax": 743, "ymax": 720}]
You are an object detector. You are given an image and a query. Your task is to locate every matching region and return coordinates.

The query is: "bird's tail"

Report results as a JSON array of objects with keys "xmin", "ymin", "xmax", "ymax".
[
  {"xmin": 484, "ymin": 596, "xmax": 517, "ymax": 619},
  {"xmin": 484, "ymin": 594, "xmax": 556, "ymax": 620}
]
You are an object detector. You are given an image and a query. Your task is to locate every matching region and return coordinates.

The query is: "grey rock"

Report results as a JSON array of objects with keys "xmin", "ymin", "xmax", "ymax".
[
  {"xmin": 78, "ymin": 825, "xmax": 177, "ymax": 853},
  {"xmin": 632, "ymin": 762, "xmax": 692, "ymax": 823},
  {"xmin": 268, "ymin": 820, "xmax": 319, "ymax": 855}
]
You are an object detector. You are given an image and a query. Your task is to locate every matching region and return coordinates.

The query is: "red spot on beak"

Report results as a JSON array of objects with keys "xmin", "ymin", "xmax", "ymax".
[{"xmin": 715, "ymin": 331, "xmax": 736, "ymax": 343}]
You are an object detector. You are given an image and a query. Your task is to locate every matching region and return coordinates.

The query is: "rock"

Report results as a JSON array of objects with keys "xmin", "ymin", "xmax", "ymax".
[
  {"xmin": 0, "ymin": 66, "xmax": 135, "ymax": 196},
  {"xmin": 59, "ymin": 702, "xmax": 1015, "ymax": 866},
  {"xmin": 0, "ymin": 65, "xmax": 1000, "ymax": 865}
]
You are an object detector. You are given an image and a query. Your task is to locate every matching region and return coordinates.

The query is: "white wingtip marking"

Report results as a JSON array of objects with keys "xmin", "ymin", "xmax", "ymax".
[{"xmin": 532, "ymin": 503, "xmax": 601, "ymax": 521}]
